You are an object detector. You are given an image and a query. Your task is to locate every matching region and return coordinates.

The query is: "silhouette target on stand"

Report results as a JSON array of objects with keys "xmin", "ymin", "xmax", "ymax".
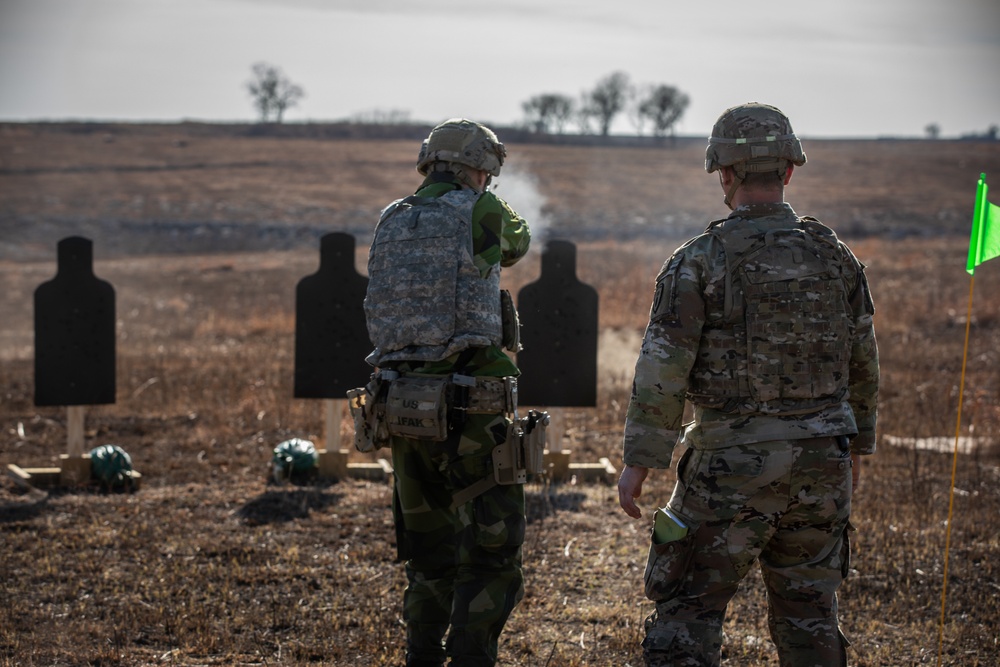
[
  {"xmin": 34, "ymin": 236, "xmax": 116, "ymax": 406},
  {"xmin": 294, "ymin": 232, "xmax": 371, "ymax": 398},
  {"xmin": 516, "ymin": 239, "xmax": 598, "ymax": 407}
]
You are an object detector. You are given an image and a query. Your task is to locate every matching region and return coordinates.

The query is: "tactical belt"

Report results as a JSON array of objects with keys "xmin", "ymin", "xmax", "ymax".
[
  {"xmin": 378, "ymin": 370, "xmax": 517, "ymax": 415},
  {"xmin": 453, "ymin": 374, "xmax": 518, "ymax": 415}
]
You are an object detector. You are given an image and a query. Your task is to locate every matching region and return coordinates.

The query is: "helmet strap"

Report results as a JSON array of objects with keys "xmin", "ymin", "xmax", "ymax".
[
  {"xmin": 430, "ymin": 161, "xmax": 483, "ymax": 193},
  {"xmin": 450, "ymin": 163, "xmax": 483, "ymax": 193},
  {"xmin": 722, "ymin": 159, "xmax": 789, "ymax": 209},
  {"xmin": 721, "ymin": 170, "xmax": 743, "ymax": 210}
]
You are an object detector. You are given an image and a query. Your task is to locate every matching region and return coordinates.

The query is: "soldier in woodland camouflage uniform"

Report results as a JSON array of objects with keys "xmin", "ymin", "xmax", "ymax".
[
  {"xmin": 617, "ymin": 103, "xmax": 879, "ymax": 667},
  {"xmin": 364, "ymin": 119, "xmax": 531, "ymax": 667}
]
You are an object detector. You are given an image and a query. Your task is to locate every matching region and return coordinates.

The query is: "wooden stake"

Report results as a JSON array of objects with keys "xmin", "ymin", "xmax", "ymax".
[
  {"xmin": 67, "ymin": 405, "xmax": 85, "ymax": 457},
  {"xmin": 547, "ymin": 408, "xmax": 565, "ymax": 451}
]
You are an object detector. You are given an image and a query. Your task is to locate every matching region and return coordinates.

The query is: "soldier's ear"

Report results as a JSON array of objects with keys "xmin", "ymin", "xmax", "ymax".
[{"xmin": 783, "ymin": 165, "xmax": 794, "ymax": 186}]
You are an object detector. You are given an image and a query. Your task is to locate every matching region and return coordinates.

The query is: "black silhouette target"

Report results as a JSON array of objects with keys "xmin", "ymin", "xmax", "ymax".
[
  {"xmin": 34, "ymin": 236, "xmax": 116, "ymax": 406},
  {"xmin": 516, "ymin": 240, "xmax": 598, "ymax": 407},
  {"xmin": 294, "ymin": 233, "xmax": 371, "ymax": 398}
]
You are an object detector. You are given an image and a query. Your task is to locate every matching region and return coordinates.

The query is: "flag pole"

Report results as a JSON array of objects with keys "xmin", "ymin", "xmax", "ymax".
[
  {"xmin": 937, "ymin": 172, "xmax": 990, "ymax": 665},
  {"xmin": 935, "ymin": 274, "xmax": 975, "ymax": 666}
]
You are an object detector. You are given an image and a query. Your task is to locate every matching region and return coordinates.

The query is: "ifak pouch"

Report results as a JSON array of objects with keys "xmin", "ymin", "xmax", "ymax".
[{"xmin": 384, "ymin": 375, "xmax": 450, "ymax": 441}]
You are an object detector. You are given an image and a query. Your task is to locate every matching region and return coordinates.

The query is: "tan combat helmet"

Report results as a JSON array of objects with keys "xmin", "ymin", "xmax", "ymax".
[
  {"xmin": 705, "ymin": 102, "xmax": 806, "ymax": 207},
  {"xmin": 416, "ymin": 119, "xmax": 507, "ymax": 188}
]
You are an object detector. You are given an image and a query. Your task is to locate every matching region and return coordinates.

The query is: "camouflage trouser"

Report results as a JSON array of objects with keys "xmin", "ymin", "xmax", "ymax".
[
  {"xmin": 391, "ymin": 412, "xmax": 526, "ymax": 667},
  {"xmin": 642, "ymin": 436, "xmax": 853, "ymax": 667}
]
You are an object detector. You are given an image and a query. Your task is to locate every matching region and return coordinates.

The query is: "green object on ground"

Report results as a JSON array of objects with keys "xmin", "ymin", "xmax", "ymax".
[
  {"xmin": 89, "ymin": 444, "xmax": 134, "ymax": 488},
  {"xmin": 272, "ymin": 438, "xmax": 318, "ymax": 482}
]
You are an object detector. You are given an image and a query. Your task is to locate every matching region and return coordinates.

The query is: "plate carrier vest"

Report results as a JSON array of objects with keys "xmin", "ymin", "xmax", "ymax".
[
  {"xmin": 365, "ymin": 188, "xmax": 503, "ymax": 366},
  {"xmin": 686, "ymin": 216, "xmax": 854, "ymax": 415}
]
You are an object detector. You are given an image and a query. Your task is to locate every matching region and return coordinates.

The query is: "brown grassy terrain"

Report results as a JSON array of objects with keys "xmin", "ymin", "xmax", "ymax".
[{"xmin": 1, "ymin": 124, "xmax": 999, "ymax": 666}]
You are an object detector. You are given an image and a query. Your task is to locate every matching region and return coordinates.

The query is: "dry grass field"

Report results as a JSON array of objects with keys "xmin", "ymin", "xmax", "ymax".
[{"xmin": 1, "ymin": 123, "xmax": 999, "ymax": 666}]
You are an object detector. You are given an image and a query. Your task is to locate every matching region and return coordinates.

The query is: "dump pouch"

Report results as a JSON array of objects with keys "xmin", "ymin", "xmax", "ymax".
[
  {"xmin": 385, "ymin": 375, "xmax": 450, "ymax": 441},
  {"xmin": 347, "ymin": 377, "xmax": 390, "ymax": 453}
]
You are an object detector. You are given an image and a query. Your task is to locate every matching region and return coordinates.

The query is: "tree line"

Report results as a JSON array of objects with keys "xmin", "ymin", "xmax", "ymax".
[
  {"xmin": 245, "ymin": 64, "xmax": 689, "ymax": 138},
  {"xmin": 246, "ymin": 63, "xmax": 1000, "ymax": 143},
  {"xmin": 521, "ymin": 71, "xmax": 689, "ymax": 138}
]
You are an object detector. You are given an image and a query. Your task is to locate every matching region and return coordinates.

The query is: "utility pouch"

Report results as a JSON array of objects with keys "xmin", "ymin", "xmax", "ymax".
[
  {"xmin": 492, "ymin": 410, "xmax": 549, "ymax": 485},
  {"xmin": 347, "ymin": 378, "xmax": 390, "ymax": 453},
  {"xmin": 385, "ymin": 375, "xmax": 450, "ymax": 441},
  {"xmin": 644, "ymin": 510, "xmax": 696, "ymax": 602},
  {"xmin": 500, "ymin": 289, "xmax": 521, "ymax": 352}
]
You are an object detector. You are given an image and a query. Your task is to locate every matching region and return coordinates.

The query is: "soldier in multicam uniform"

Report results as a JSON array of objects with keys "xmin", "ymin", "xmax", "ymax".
[
  {"xmin": 617, "ymin": 103, "xmax": 880, "ymax": 667},
  {"xmin": 363, "ymin": 119, "xmax": 531, "ymax": 667}
]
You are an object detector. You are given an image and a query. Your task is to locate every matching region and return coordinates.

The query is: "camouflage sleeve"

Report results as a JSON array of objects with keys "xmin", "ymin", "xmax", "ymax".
[
  {"xmin": 472, "ymin": 192, "xmax": 531, "ymax": 276},
  {"xmin": 843, "ymin": 248, "xmax": 879, "ymax": 455},
  {"xmin": 622, "ymin": 250, "xmax": 706, "ymax": 468}
]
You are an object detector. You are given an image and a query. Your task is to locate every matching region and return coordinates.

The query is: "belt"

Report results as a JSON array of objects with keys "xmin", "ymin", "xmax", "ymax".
[
  {"xmin": 452, "ymin": 374, "xmax": 518, "ymax": 415},
  {"xmin": 377, "ymin": 370, "xmax": 518, "ymax": 415}
]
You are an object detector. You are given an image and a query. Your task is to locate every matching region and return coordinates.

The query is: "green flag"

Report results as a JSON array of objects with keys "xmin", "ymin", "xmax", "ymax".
[{"xmin": 966, "ymin": 173, "xmax": 1000, "ymax": 275}]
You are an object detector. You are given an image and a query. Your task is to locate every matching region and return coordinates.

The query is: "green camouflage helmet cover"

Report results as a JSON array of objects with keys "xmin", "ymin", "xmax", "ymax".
[
  {"xmin": 705, "ymin": 102, "xmax": 806, "ymax": 176},
  {"xmin": 89, "ymin": 444, "xmax": 134, "ymax": 488},
  {"xmin": 272, "ymin": 438, "xmax": 318, "ymax": 473},
  {"xmin": 417, "ymin": 118, "xmax": 506, "ymax": 177}
]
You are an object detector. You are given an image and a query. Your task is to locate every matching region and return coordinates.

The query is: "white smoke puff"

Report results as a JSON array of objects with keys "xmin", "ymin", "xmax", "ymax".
[{"xmin": 490, "ymin": 167, "xmax": 552, "ymax": 252}]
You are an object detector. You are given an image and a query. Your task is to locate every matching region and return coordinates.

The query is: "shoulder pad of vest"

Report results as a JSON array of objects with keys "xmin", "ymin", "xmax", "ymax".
[
  {"xmin": 798, "ymin": 216, "xmax": 841, "ymax": 247},
  {"xmin": 705, "ymin": 217, "xmax": 729, "ymax": 233},
  {"xmin": 378, "ymin": 198, "xmax": 406, "ymax": 223},
  {"xmin": 401, "ymin": 195, "xmax": 436, "ymax": 206},
  {"xmin": 798, "ymin": 216, "xmax": 834, "ymax": 233}
]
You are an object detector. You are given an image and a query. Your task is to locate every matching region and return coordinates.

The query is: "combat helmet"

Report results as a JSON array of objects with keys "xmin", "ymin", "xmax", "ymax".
[
  {"xmin": 416, "ymin": 119, "xmax": 506, "ymax": 186},
  {"xmin": 705, "ymin": 103, "xmax": 806, "ymax": 207},
  {"xmin": 89, "ymin": 444, "xmax": 135, "ymax": 491}
]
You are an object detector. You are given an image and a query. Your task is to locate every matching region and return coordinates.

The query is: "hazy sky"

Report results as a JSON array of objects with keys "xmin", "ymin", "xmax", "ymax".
[{"xmin": 1, "ymin": 0, "xmax": 997, "ymax": 138}]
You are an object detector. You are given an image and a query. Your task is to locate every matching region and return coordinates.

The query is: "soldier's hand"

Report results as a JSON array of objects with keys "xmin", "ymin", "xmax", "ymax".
[{"xmin": 617, "ymin": 464, "xmax": 649, "ymax": 519}]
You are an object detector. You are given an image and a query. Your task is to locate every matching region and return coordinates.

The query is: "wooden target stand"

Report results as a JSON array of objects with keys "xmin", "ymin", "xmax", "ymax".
[
  {"xmin": 8, "ymin": 237, "xmax": 141, "ymax": 491},
  {"xmin": 8, "ymin": 406, "xmax": 142, "ymax": 491}
]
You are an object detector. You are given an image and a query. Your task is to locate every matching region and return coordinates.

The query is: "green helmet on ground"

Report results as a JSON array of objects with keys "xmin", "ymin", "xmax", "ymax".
[
  {"xmin": 271, "ymin": 438, "xmax": 318, "ymax": 483},
  {"xmin": 705, "ymin": 102, "xmax": 806, "ymax": 178},
  {"xmin": 89, "ymin": 444, "xmax": 134, "ymax": 489},
  {"xmin": 416, "ymin": 119, "xmax": 507, "ymax": 177}
]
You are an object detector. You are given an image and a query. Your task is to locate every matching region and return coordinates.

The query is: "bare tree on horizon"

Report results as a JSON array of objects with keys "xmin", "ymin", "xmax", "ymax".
[
  {"xmin": 246, "ymin": 62, "xmax": 305, "ymax": 123},
  {"xmin": 636, "ymin": 84, "xmax": 690, "ymax": 139},
  {"xmin": 521, "ymin": 93, "xmax": 576, "ymax": 134},
  {"xmin": 581, "ymin": 71, "xmax": 631, "ymax": 136}
]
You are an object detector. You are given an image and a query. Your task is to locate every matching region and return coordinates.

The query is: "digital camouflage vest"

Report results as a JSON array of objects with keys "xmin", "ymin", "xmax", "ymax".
[
  {"xmin": 686, "ymin": 217, "xmax": 854, "ymax": 415},
  {"xmin": 365, "ymin": 188, "xmax": 503, "ymax": 366}
]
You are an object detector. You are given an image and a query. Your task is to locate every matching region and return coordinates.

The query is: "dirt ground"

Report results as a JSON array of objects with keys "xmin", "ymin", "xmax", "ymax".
[{"xmin": 1, "ymin": 124, "xmax": 999, "ymax": 666}]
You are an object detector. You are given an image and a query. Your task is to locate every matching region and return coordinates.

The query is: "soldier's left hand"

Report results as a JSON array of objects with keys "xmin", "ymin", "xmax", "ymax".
[{"xmin": 617, "ymin": 464, "xmax": 649, "ymax": 519}]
